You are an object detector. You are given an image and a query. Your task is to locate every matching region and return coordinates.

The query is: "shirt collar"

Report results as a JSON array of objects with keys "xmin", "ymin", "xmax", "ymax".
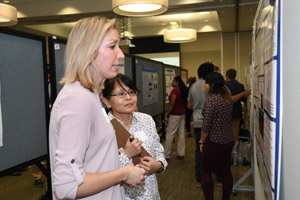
[{"xmin": 107, "ymin": 111, "xmax": 138, "ymax": 127}]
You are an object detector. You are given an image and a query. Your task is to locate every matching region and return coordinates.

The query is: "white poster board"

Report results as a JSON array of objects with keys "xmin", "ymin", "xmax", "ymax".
[{"xmin": 253, "ymin": 0, "xmax": 281, "ymax": 199}]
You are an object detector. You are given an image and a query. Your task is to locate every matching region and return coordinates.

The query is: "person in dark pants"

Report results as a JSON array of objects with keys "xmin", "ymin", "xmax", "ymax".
[
  {"xmin": 185, "ymin": 77, "xmax": 196, "ymax": 137},
  {"xmin": 225, "ymin": 69, "xmax": 248, "ymax": 143},
  {"xmin": 187, "ymin": 62, "xmax": 215, "ymax": 187},
  {"xmin": 200, "ymin": 72, "xmax": 234, "ymax": 200}
]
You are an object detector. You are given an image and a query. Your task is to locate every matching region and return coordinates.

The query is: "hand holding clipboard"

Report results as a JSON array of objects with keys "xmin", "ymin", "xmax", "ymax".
[{"xmin": 111, "ymin": 118, "xmax": 151, "ymax": 165}]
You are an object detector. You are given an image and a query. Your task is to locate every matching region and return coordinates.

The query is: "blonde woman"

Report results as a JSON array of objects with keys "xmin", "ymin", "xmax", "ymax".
[{"xmin": 49, "ymin": 17, "xmax": 145, "ymax": 200}]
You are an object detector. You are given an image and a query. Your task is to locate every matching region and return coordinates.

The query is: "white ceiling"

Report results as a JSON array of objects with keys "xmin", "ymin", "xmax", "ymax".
[{"xmin": 4, "ymin": 0, "xmax": 259, "ymax": 38}]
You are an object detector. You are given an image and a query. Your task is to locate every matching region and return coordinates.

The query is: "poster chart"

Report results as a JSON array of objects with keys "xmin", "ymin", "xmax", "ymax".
[
  {"xmin": 181, "ymin": 70, "xmax": 187, "ymax": 85},
  {"xmin": 164, "ymin": 68, "xmax": 176, "ymax": 104},
  {"xmin": 0, "ymin": 81, "xmax": 2, "ymax": 147},
  {"xmin": 253, "ymin": 0, "xmax": 281, "ymax": 200},
  {"xmin": 142, "ymin": 66, "xmax": 159, "ymax": 107}
]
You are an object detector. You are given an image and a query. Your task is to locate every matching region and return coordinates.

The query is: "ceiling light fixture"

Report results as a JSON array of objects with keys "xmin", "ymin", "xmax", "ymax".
[
  {"xmin": 112, "ymin": 0, "xmax": 168, "ymax": 17},
  {"xmin": 0, "ymin": 3, "xmax": 17, "ymax": 26},
  {"xmin": 164, "ymin": 28, "xmax": 197, "ymax": 43},
  {"xmin": 164, "ymin": 18, "xmax": 197, "ymax": 43}
]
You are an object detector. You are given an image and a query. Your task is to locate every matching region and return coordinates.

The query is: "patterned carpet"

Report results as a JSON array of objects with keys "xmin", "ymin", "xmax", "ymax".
[
  {"xmin": 0, "ymin": 128, "xmax": 254, "ymax": 200},
  {"xmin": 0, "ymin": 165, "xmax": 47, "ymax": 200}
]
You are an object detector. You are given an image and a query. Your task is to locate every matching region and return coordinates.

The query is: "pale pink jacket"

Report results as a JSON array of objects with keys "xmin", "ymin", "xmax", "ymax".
[{"xmin": 49, "ymin": 81, "xmax": 124, "ymax": 200}]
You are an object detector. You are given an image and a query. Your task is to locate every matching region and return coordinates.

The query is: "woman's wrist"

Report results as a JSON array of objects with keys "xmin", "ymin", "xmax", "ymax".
[
  {"xmin": 121, "ymin": 165, "xmax": 131, "ymax": 182},
  {"xmin": 156, "ymin": 161, "xmax": 164, "ymax": 173}
]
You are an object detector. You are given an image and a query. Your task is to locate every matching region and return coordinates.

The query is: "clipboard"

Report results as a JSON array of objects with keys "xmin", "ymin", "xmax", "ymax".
[{"xmin": 111, "ymin": 118, "xmax": 151, "ymax": 165}]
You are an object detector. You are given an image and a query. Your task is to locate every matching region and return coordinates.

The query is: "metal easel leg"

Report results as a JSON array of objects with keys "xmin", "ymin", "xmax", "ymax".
[{"xmin": 232, "ymin": 167, "xmax": 254, "ymax": 196}]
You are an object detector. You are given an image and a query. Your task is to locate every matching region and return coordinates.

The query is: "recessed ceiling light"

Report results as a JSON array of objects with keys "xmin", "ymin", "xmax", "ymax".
[
  {"xmin": 3, "ymin": 0, "xmax": 10, "ymax": 3},
  {"xmin": 170, "ymin": 22, "xmax": 177, "ymax": 25},
  {"xmin": 197, "ymin": 11, "xmax": 209, "ymax": 15},
  {"xmin": 204, "ymin": 20, "xmax": 209, "ymax": 22}
]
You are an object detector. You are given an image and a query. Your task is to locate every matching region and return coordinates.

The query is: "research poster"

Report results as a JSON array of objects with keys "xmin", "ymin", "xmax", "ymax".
[
  {"xmin": 164, "ymin": 68, "xmax": 176, "ymax": 104},
  {"xmin": 245, "ymin": 64, "xmax": 253, "ymax": 134},
  {"xmin": 181, "ymin": 70, "xmax": 187, "ymax": 85},
  {"xmin": 142, "ymin": 66, "xmax": 158, "ymax": 107},
  {"xmin": 0, "ymin": 81, "xmax": 2, "ymax": 147},
  {"xmin": 253, "ymin": 1, "xmax": 281, "ymax": 199}
]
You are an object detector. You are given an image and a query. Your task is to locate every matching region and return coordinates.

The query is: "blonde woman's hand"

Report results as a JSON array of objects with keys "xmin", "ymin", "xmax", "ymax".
[{"xmin": 124, "ymin": 164, "xmax": 145, "ymax": 187}]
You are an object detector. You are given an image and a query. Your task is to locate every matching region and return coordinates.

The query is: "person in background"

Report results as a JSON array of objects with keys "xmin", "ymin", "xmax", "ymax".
[
  {"xmin": 185, "ymin": 77, "xmax": 196, "ymax": 137},
  {"xmin": 200, "ymin": 72, "xmax": 234, "ymax": 200},
  {"xmin": 164, "ymin": 75, "xmax": 188, "ymax": 160},
  {"xmin": 187, "ymin": 62, "xmax": 215, "ymax": 187},
  {"xmin": 49, "ymin": 17, "xmax": 144, "ymax": 200},
  {"xmin": 214, "ymin": 66, "xmax": 220, "ymax": 73},
  {"xmin": 102, "ymin": 73, "xmax": 168, "ymax": 200},
  {"xmin": 225, "ymin": 69, "xmax": 248, "ymax": 143}
]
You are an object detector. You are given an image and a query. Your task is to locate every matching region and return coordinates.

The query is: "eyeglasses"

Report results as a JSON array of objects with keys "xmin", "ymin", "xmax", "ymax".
[{"xmin": 111, "ymin": 90, "xmax": 138, "ymax": 98}]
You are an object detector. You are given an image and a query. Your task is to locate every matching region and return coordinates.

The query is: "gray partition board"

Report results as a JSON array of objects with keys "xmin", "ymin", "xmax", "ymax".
[
  {"xmin": 54, "ymin": 42, "xmax": 66, "ymax": 95},
  {"xmin": 124, "ymin": 54, "xmax": 134, "ymax": 79},
  {"xmin": 116, "ymin": 54, "xmax": 134, "ymax": 79},
  {"xmin": 48, "ymin": 37, "xmax": 67, "ymax": 102},
  {"xmin": 0, "ymin": 31, "xmax": 48, "ymax": 173},
  {"xmin": 135, "ymin": 56, "xmax": 164, "ymax": 117}
]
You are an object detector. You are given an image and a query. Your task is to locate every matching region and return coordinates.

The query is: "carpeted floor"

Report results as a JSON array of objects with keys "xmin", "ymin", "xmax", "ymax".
[
  {"xmin": 0, "ymin": 165, "xmax": 47, "ymax": 200},
  {"xmin": 0, "ymin": 128, "xmax": 254, "ymax": 200}
]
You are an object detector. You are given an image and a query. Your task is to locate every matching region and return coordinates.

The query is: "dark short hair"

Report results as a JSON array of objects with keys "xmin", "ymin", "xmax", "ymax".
[
  {"xmin": 102, "ymin": 74, "xmax": 139, "ymax": 99},
  {"xmin": 205, "ymin": 72, "xmax": 225, "ymax": 87},
  {"xmin": 226, "ymin": 69, "xmax": 236, "ymax": 79},
  {"xmin": 197, "ymin": 62, "xmax": 215, "ymax": 79}
]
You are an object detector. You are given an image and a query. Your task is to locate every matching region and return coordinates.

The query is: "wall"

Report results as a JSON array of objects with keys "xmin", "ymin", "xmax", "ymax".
[
  {"xmin": 181, "ymin": 31, "xmax": 252, "ymax": 84},
  {"xmin": 180, "ymin": 32, "xmax": 221, "ymax": 79}
]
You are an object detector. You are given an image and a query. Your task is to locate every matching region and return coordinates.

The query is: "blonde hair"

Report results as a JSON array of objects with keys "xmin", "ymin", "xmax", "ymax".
[{"xmin": 60, "ymin": 17, "xmax": 116, "ymax": 93}]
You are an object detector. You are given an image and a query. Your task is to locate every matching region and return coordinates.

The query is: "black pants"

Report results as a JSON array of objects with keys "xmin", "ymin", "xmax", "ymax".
[{"xmin": 185, "ymin": 109, "xmax": 193, "ymax": 132}]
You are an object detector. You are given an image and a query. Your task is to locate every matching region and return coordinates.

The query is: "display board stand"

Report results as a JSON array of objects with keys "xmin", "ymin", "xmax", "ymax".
[{"xmin": 232, "ymin": 142, "xmax": 255, "ymax": 196}]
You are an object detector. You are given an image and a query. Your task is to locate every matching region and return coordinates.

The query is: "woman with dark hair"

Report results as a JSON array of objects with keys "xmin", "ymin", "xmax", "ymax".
[
  {"xmin": 103, "ymin": 74, "xmax": 168, "ymax": 200},
  {"xmin": 164, "ymin": 75, "xmax": 188, "ymax": 160},
  {"xmin": 200, "ymin": 72, "xmax": 234, "ymax": 200}
]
